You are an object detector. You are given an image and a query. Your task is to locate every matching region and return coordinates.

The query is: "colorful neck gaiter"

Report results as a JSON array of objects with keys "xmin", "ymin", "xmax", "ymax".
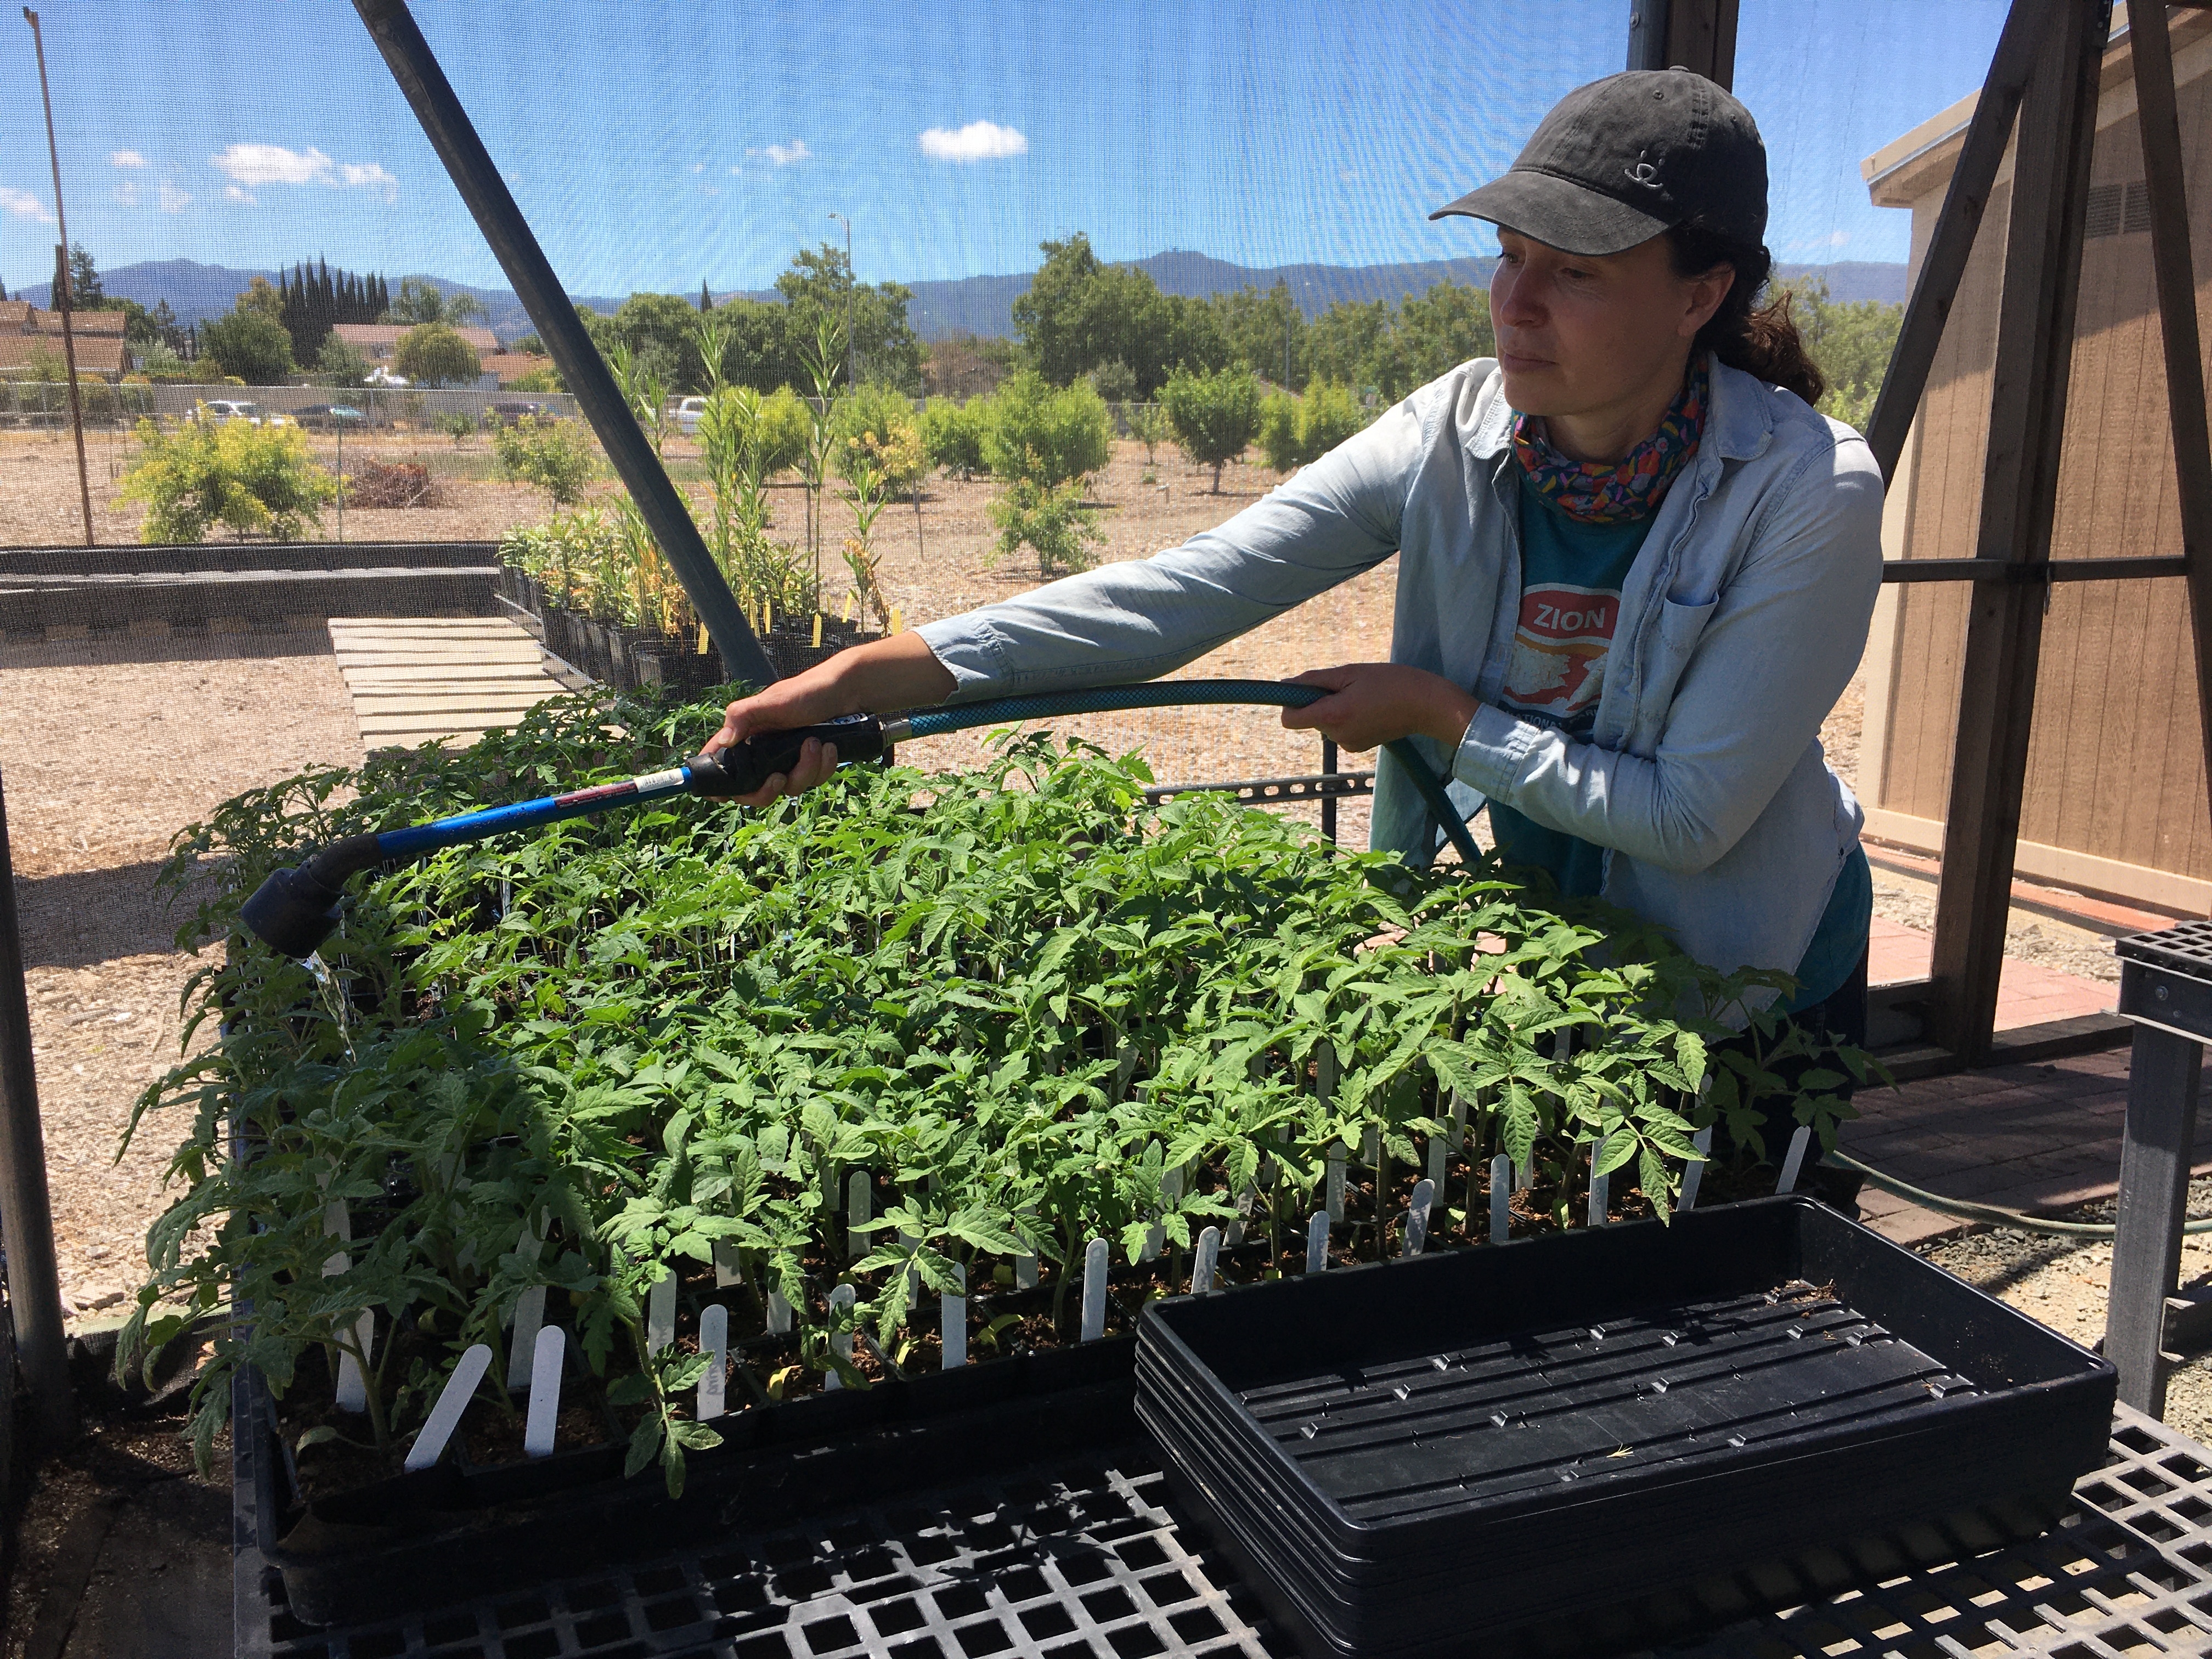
[{"xmin": 1511, "ymin": 359, "xmax": 1709, "ymax": 524}]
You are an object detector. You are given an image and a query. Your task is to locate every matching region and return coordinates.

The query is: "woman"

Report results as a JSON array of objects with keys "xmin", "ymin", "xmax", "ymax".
[{"xmin": 709, "ymin": 70, "xmax": 1883, "ymax": 1181}]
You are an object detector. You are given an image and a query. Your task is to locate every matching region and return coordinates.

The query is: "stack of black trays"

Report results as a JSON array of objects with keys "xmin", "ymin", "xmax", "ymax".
[{"xmin": 1136, "ymin": 1195, "xmax": 2117, "ymax": 1659}]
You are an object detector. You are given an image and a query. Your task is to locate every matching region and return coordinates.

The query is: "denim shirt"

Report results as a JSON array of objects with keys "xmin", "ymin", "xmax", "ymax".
[{"xmin": 916, "ymin": 356, "xmax": 1886, "ymax": 993}]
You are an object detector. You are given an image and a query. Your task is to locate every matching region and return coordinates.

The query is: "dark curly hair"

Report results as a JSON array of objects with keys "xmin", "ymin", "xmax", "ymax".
[{"xmin": 1666, "ymin": 222, "xmax": 1827, "ymax": 409}]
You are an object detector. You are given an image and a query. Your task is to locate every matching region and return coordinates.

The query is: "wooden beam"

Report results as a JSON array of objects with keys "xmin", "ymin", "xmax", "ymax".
[
  {"xmin": 1927, "ymin": 0, "xmax": 2111, "ymax": 1064},
  {"xmin": 2131, "ymin": 0, "xmax": 2212, "ymax": 918},
  {"xmin": 1881, "ymin": 555, "xmax": 2192, "ymax": 583},
  {"xmin": 1864, "ymin": 0, "xmax": 2060, "ymax": 483},
  {"xmin": 1627, "ymin": 0, "xmax": 1740, "ymax": 88}
]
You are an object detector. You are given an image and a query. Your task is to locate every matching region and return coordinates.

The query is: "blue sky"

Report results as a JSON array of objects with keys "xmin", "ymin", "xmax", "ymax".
[{"xmin": 0, "ymin": 0, "xmax": 2004, "ymax": 297}]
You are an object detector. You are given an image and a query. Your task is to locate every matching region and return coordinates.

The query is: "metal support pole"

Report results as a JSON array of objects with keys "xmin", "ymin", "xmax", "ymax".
[
  {"xmin": 830, "ymin": 212, "xmax": 855, "ymax": 391},
  {"xmin": 0, "ymin": 766, "xmax": 76, "ymax": 1449},
  {"xmin": 1322, "ymin": 736, "xmax": 1339, "ymax": 846},
  {"xmin": 25, "ymin": 11, "xmax": 93, "ymax": 549},
  {"xmin": 1626, "ymin": 0, "xmax": 1739, "ymax": 88},
  {"xmin": 2107, "ymin": 1024, "xmax": 2203, "ymax": 1416},
  {"xmin": 2130, "ymin": 0, "xmax": 2212, "ymax": 881},
  {"xmin": 1927, "ymin": 0, "xmax": 2107, "ymax": 1063},
  {"xmin": 348, "ymin": 0, "xmax": 771, "ymax": 685}
]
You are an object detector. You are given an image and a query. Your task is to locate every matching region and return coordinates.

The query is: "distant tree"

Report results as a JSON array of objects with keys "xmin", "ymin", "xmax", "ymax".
[
  {"xmin": 148, "ymin": 298, "xmax": 184, "ymax": 351},
  {"xmin": 920, "ymin": 394, "xmax": 991, "ymax": 478},
  {"xmin": 315, "ymin": 334, "xmax": 371, "ymax": 388},
  {"xmin": 922, "ymin": 331, "xmax": 1017, "ymax": 399},
  {"xmin": 585, "ymin": 292, "xmax": 707, "ymax": 390},
  {"xmin": 278, "ymin": 257, "xmax": 385, "ymax": 363},
  {"xmin": 1011, "ymin": 233, "xmax": 1228, "ymax": 398},
  {"xmin": 775, "ymin": 242, "xmax": 922, "ymax": 393},
  {"xmin": 114, "ymin": 297, "xmax": 154, "ymax": 343},
  {"xmin": 1305, "ymin": 297, "xmax": 1396, "ymax": 397},
  {"xmin": 1087, "ymin": 358, "xmax": 1138, "ymax": 405},
  {"xmin": 444, "ymin": 291, "xmax": 487, "ymax": 327},
  {"xmin": 393, "ymin": 322, "xmax": 482, "ymax": 388},
  {"xmin": 199, "ymin": 311, "xmax": 296, "ymax": 384},
  {"xmin": 1394, "ymin": 279, "xmax": 1494, "ymax": 383},
  {"xmin": 383, "ymin": 275, "xmax": 452, "ymax": 325},
  {"xmin": 832, "ymin": 382, "xmax": 929, "ymax": 496},
  {"xmin": 1204, "ymin": 281, "xmax": 1307, "ymax": 390},
  {"xmin": 65, "ymin": 243, "xmax": 104, "ymax": 308},
  {"xmin": 1160, "ymin": 365, "xmax": 1262, "ymax": 492},
  {"xmin": 1781, "ymin": 276, "xmax": 1901, "ymax": 432},
  {"xmin": 491, "ymin": 414, "xmax": 595, "ymax": 507},
  {"xmin": 235, "ymin": 275, "xmax": 286, "ymax": 325},
  {"xmin": 116, "ymin": 415, "xmax": 337, "ymax": 543},
  {"xmin": 699, "ymin": 279, "xmax": 713, "ymax": 312}
]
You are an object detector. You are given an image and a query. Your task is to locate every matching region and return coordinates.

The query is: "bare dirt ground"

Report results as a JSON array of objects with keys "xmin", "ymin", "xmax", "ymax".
[
  {"xmin": 1919, "ymin": 1177, "xmax": 2212, "ymax": 1448},
  {"xmin": 0, "ymin": 634, "xmax": 363, "ymax": 1323}
]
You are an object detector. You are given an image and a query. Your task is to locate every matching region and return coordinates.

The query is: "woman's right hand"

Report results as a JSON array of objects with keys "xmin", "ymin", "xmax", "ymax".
[{"xmin": 704, "ymin": 630, "xmax": 959, "ymax": 806}]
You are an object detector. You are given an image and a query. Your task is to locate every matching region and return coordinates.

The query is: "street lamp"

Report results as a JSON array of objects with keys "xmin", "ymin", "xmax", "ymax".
[{"xmin": 828, "ymin": 212, "xmax": 855, "ymax": 390}]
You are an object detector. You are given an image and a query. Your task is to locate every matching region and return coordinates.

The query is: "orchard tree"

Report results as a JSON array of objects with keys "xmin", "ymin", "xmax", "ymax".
[
  {"xmin": 1012, "ymin": 233, "xmax": 1224, "ymax": 396},
  {"xmin": 394, "ymin": 322, "xmax": 482, "ymax": 387},
  {"xmin": 1160, "ymin": 365, "xmax": 1262, "ymax": 493},
  {"xmin": 1204, "ymin": 280, "xmax": 1308, "ymax": 390},
  {"xmin": 983, "ymin": 370, "xmax": 1111, "ymax": 489}
]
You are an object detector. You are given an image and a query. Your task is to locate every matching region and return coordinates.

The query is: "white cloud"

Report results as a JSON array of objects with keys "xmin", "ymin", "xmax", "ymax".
[
  {"xmin": 918, "ymin": 120, "xmax": 1026, "ymax": 162},
  {"xmin": 224, "ymin": 183, "xmax": 255, "ymax": 204},
  {"xmin": 760, "ymin": 139, "xmax": 811, "ymax": 167},
  {"xmin": 691, "ymin": 161, "xmax": 705, "ymax": 174},
  {"xmin": 112, "ymin": 179, "xmax": 140, "ymax": 207},
  {"xmin": 339, "ymin": 160, "xmax": 399, "ymax": 202},
  {"xmin": 0, "ymin": 187, "xmax": 53, "ymax": 224},
  {"xmin": 159, "ymin": 182, "xmax": 190, "ymax": 213},
  {"xmin": 214, "ymin": 142, "xmax": 333, "ymax": 186},
  {"xmin": 110, "ymin": 148, "xmax": 146, "ymax": 169}
]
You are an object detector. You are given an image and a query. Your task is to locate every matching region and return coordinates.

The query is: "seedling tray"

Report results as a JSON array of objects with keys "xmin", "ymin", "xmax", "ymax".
[
  {"xmin": 250, "ymin": 1333, "xmax": 1134, "ymax": 1628},
  {"xmin": 1137, "ymin": 1196, "xmax": 2117, "ymax": 1659}
]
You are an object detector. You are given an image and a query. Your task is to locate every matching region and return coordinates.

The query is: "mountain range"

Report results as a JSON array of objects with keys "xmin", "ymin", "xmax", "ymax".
[{"xmin": 20, "ymin": 253, "xmax": 1908, "ymax": 346}]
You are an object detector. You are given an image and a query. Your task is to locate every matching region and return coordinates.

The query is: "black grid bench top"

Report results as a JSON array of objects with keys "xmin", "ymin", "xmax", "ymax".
[{"xmin": 2117, "ymin": 919, "xmax": 2212, "ymax": 980}]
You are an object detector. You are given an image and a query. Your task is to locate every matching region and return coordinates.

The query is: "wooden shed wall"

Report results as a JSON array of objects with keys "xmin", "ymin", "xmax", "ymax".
[{"xmin": 1869, "ymin": 54, "xmax": 2212, "ymax": 901}]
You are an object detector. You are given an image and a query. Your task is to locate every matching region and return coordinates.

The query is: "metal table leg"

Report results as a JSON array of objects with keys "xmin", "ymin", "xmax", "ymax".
[{"xmin": 2106, "ymin": 1022, "xmax": 2203, "ymax": 1415}]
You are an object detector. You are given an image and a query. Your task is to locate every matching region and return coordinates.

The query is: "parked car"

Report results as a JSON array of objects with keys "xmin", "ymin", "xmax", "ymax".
[
  {"xmin": 486, "ymin": 399, "xmax": 545, "ymax": 427},
  {"xmin": 672, "ymin": 395, "xmax": 709, "ymax": 436},
  {"xmin": 188, "ymin": 400, "xmax": 287, "ymax": 427},
  {"xmin": 293, "ymin": 404, "xmax": 368, "ymax": 431}
]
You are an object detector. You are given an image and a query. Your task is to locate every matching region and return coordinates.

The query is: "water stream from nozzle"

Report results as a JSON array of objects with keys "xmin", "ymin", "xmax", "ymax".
[{"xmin": 304, "ymin": 950, "xmax": 357, "ymax": 1065}]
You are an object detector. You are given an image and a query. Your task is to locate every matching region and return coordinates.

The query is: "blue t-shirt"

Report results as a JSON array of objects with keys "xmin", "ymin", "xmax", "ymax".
[{"xmin": 1487, "ymin": 472, "xmax": 1869, "ymax": 1011}]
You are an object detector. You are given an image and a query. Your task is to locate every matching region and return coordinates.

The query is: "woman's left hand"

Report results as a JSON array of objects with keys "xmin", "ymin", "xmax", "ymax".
[{"xmin": 1281, "ymin": 663, "xmax": 1482, "ymax": 753}]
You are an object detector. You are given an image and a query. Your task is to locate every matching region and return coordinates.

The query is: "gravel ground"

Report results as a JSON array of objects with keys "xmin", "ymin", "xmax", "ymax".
[
  {"xmin": 0, "ymin": 633, "xmax": 364, "ymax": 1323},
  {"xmin": 1917, "ymin": 1176, "xmax": 2212, "ymax": 1446}
]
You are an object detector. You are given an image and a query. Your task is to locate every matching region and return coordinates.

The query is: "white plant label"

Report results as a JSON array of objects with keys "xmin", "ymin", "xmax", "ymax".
[
  {"xmin": 1680, "ymin": 1124, "xmax": 1714, "ymax": 1211},
  {"xmin": 712, "ymin": 1240, "xmax": 741, "ymax": 1289},
  {"xmin": 1448, "ymin": 1093, "xmax": 1468, "ymax": 1151},
  {"xmin": 1193, "ymin": 1226, "xmax": 1221, "ymax": 1294},
  {"xmin": 646, "ymin": 1268, "xmax": 676, "ymax": 1355},
  {"xmin": 766, "ymin": 1290, "xmax": 793, "ymax": 1335},
  {"xmin": 1316, "ymin": 1041, "xmax": 1338, "ymax": 1106},
  {"xmin": 1080, "ymin": 1237, "xmax": 1110, "ymax": 1342},
  {"xmin": 698, "ymin": 1303, "xmax": 729, "ymax": 1421},
  {"xmin": 335, "ymin": 1308, "xmax": 375, "ymax": 1413},
  {"xmin": 1306, "ymin": 1210, "xmax": 1330, "ymax": 1275},
  {"xmin": 1362, "ymin": 1124, "xmax": 1381, "ymax": 1169},
  {"xmin": 1777, "ymin": 1124, "xmax": 1812, "ymax": 1195},
  {"xmin": 523, "ymin": 1325, "xmax": 565, "ymax": 1457},
  {"xmin": 1015, "ymin": 1253, "xmax": 1039, "ymax": 1291},
  {"xmin": 1491, "ymin": 1154, "xmax": 1512, "ymax": 1244},
  {"xmin": 1404, "ymin": 1178, "xmax": 1436, "ymax": 1257},
  {"xmin": 506, "ymin": 1285, "xmax": 547, "ymax": 1390},
  {"xmin": 405, "ymin": 1342, "xmax": 493, "ymax": 1472},
  {"xmin": 321, "ymin": 1198, "xmax": 351, "ymax": 1279},
  {"xmin": 1588, "ymin": 1136, "xmax": 1611, "ymax": 1227},
  {"xmin": 941, "ymin": 1263, "xmax": 966, "ymax": 1370},
  {"xmin": 1427, "ymin": 1136, "xmax": 1444, "ymax": 1183},
  {"xmin": 1325, "ymin": 1150, "xmax": 1346, "ymax": 1223},
  {"xmin": 825, "ymin": 1283, "xmax": 856, "ymax": 1389},
  {"xmin": 847, "ymin": 1171, "xmax": 872, "ymax": 1260}
]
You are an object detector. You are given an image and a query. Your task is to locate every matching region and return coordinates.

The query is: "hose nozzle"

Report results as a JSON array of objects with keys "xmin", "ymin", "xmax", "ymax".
[
  {"xmin": 238, "ymin": 833, "xmax": 386, "ymax": 958},
  {"xmin": 685, "ymin": 714, "xmax": 886, "ymax": 797}
]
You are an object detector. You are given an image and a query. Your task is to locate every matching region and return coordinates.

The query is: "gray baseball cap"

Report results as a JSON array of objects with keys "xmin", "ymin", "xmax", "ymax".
[{"xmin": 1432, "ymin": 69, "xmax": 1767, "ymax": 256}]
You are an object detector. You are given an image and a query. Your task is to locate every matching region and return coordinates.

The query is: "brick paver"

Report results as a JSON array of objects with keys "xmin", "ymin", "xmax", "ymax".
[
  {"xmin": 1869, "ymin": 915, "xmax": 2114, "ymax": 1028},
  {"xmin": 1839, "ymin": 1046, "xmax": 2212, "ymax": 1246}
]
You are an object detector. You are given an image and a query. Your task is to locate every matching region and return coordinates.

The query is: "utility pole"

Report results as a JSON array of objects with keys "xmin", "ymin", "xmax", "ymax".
[
  {"xmin": 25, "ymin": 9, "xmax": 94, "ymax": 548},
  {"xmin": 829, "ymin": 212, "xmax": 855, "ymax": 389}
]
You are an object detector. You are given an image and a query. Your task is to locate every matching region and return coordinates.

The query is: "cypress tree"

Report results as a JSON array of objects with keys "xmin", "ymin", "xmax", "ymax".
[{"xmin": 699, "ymin": 279, "xmax": 712, "ymax": 312}]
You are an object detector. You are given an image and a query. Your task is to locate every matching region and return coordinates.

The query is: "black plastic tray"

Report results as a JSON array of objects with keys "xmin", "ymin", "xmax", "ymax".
[
  {"xmin": 253, "ymin": 1332, "xmax": 1134, "ymax": 1627},
  {"xmin": 1137, "ymin": 1195, "xmax": 2117, "ymax": 1658}
]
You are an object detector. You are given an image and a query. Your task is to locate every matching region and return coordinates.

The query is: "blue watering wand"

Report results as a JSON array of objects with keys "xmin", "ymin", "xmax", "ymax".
[{"xmin": 238, "ymin": 680, "xmax": 1483, "ymax": 958}]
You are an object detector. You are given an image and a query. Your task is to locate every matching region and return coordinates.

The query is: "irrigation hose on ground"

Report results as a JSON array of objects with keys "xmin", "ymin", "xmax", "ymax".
[
  {"xmin": 1825, "ymin": 1149, "xmax": 2212, "ymax": 1239},
  {"xmin": 239, "ymin": 679, "xmax": 1481, "ymax": 960}
]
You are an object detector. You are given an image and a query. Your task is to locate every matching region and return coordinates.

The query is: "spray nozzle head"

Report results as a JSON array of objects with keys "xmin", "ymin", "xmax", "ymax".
[{"xmin": 237, "ymin": 833, "xmax": 388, "ymax": 957}]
